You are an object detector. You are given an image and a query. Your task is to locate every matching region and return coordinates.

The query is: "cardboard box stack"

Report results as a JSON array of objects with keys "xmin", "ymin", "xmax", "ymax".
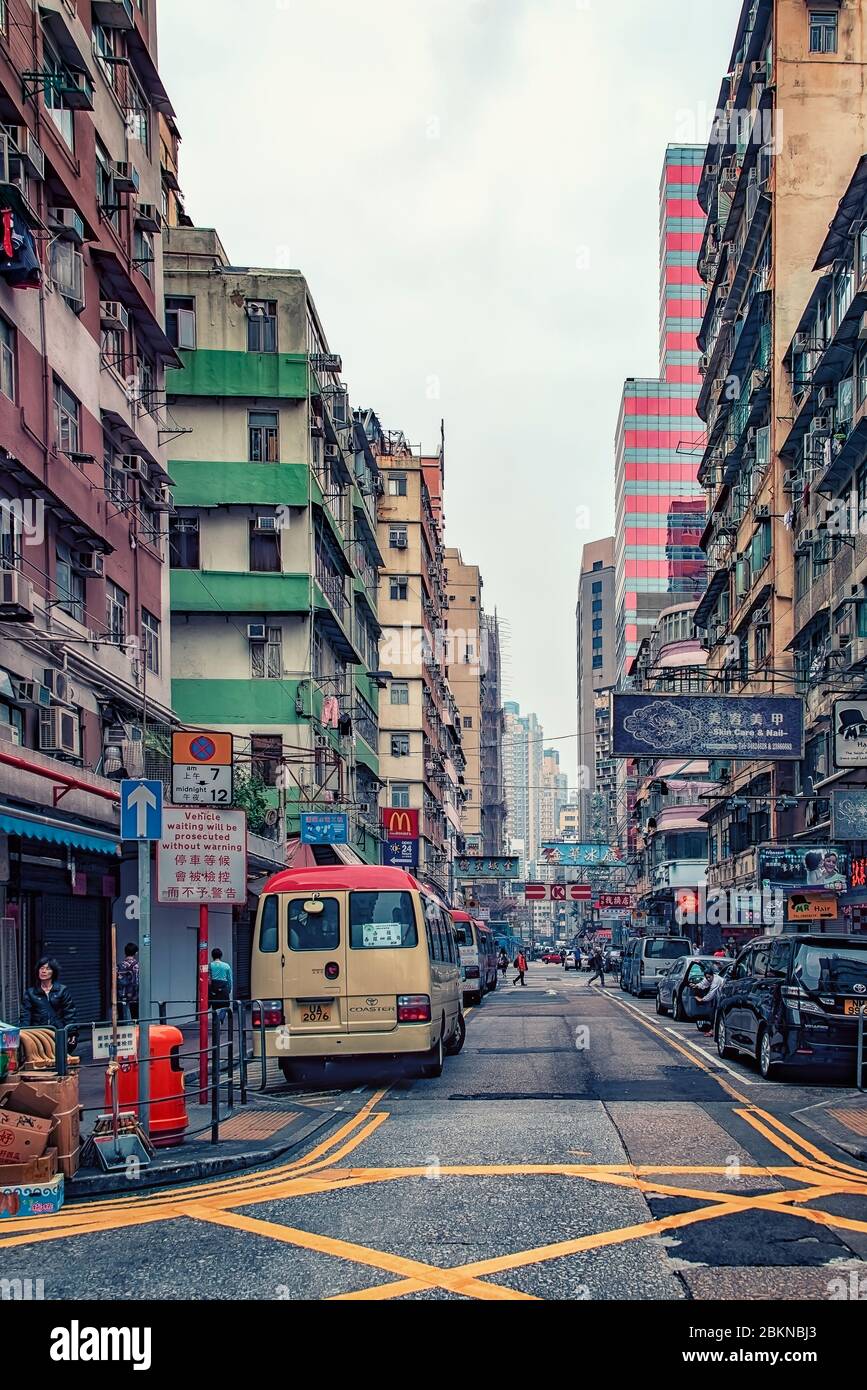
[{"xmin": 0, "ymin": 1074, "xmax": 74, "ymax": 1219}]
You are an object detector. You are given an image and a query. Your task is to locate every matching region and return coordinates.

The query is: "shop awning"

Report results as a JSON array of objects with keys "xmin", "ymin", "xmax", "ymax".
[{"xmin": 0, "ymin": 808, "xmax": 120, "ymax": 856}]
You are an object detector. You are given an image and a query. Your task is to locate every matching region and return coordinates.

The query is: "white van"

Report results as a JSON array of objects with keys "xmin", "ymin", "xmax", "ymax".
[{"xmin": 620, "ymin": 935, "xmax": 692, "ymax": 997}]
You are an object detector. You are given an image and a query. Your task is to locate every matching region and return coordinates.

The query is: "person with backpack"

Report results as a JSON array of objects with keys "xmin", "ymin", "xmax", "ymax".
[
  {"xmin": 117, "ymin": 942, "xmax": 139, "ymax": 1021},
  {"xmin": 513, "ymin": 948, "xmax": 528, "ymax": 987},
  {"xmin": 208, "ymin": 947, "xmax": 233, "ymax": 1024},
  {"xmin": 586, "ymin": 944, "xmax": 606, "ymax": 988}
]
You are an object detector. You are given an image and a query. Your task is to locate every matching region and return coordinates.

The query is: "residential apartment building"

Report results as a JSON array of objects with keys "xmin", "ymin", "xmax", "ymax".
[
  {"xmin": 576, "ymin": 536, "xmax": 615, "ymax": 838},
  {"xmin": 559, "ymin": 797, "xmax": 581, "ymax": 840},
  {"xmin": 163, "ymin": 226, "xmax": 383, "ymax": 865},
  {"xmin": 480, "ymin": 609, "xmax": 506, "ymax": 855},
  {"xmin": 0, "ymin": 0, "xmax": 177, "ymax": 1022},
  {"xmin": 614, "ymin": 145, "xmax": 708, "ymax": 682},
  {"xmin": 443, "ymin": 546, "xmax": 482, "ymax": 851},
  {"xmin": 376, "ymin": 434, "xmax": 465, "ymax": 897},
  {"xmin": 541, "ymin": 747, "xmax": 568, "ymax": 843},
  {"xmin": 503, "ymin": 701, "xmax": 543, "ymax": 869},
  {"xmin": 694, "ymin": 0, "xmax": 867, "ymax": 910}
]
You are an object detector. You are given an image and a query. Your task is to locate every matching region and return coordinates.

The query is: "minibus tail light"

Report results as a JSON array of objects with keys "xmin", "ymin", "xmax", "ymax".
[
  {"xmin": 397, "ymin": 994, "xmax": 431, "ymax": 1023},
  {"xmin": 252, "ymin": 1000, "xmax": 284, "ymax": 1028},
  {"xmin": 465, "ymin": 966, "xmax": 480, "ymax": 979}
]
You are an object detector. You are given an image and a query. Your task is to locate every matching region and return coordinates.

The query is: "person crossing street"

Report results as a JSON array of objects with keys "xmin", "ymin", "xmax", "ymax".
[
  {"xmin": 512, "ymin": 948, "xmax": 528, "ymax": 986},
  {"xmin": 586, "ymin": 944, "xmax": 606, "ymax": 988}
]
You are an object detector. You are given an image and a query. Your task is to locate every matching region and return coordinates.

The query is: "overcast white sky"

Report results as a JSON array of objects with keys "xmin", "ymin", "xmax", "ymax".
[{"xmin": 158, "ymin": 0, "xmax": 741, "ymax": 783}]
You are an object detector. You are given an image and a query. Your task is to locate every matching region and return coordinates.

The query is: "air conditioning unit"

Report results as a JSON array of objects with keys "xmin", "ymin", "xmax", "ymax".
[
  {"xmin": 121, "ymin": 454, "xmax": 147, "ymax": 477},
  {"xmin": 783, "ymin": 468, "xmax": 801, "ymax": 491},
  {"xmin": 48, "ymin": 206, "xmax": 86, "ymax": 246},
  {"xmin": 100, "ymin": 300, "xmax": 129, "ymax": 331},
  {"xmin": 817, "ymin": 385, "xmax": 834, "ymax": 406},
  {"xmin": 135, "ymin": 202, "xmax": 162, "ymax": 233},
  {"xmin": 0, "ymin": 570, "xmax": 34, "ymax": 620},
  {"xmin": 755, "ymin": 503, "xmax": 770, "ymax": 519},
  {"xmin": 15, "ymin": 679, "xmax": 49, "ymax": 706},
  {"xmin": 154, "ymin": 488, "xmax": 174, "ymax": 513},
  {"xmin": 73, "ymin": 549, "xmax": 104, "ymax": 577},
  {"xmin": 247, "ymin": 623, "xmax": 268, "ymax": 642},
  {"xmin": 0, "ymin": 721, "xmax": 20, "ymax": 746},
  {"xmin": 254, "ymin": 516, "xmax": 278, "ymax": 532},
  {"xmin": 848, "ymin": 638, "xmax": 867, "ymax": 668},
  {"xmin": 39, "ymin": 706, "xmax": 80, "ymax": 757},
  {"xmin": 796, "ymin": 528, "xmax": 816, "ymax": 552},
  {"xmin": 749, "ymin": 60, "xmax": 766, "ymax": 84},
  {"xmin": 7, "ymin": 127, "xmax": 44, "ymax": 181},
  {"xmin": 813, "ymin": 414, "xmax": 831, "ymax": 433},
  {"xmin": 111, "ymin": 161, "xmax": 140, "ymax": 193},
  {"xmin": 795, "ymin": 331, "xmax": 812, "ymax": 350},
  {"xmin": 42, "ymin": 668, "xmax": 71, "ymax": 703}
]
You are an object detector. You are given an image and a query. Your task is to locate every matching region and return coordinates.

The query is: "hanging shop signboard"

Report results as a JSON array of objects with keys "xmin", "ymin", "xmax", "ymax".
[{"xmin": 611, "ymin": 694, "xmax": 804, "ymax": 760}]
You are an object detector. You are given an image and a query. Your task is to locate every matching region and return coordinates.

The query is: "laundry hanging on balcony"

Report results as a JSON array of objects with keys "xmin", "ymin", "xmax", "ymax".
[
  {"xmin": 321, "ymin": 696, "xmax": 340, "ymax": 728},
  {"xmin": 0, "ymin": 208, "xmax": 41, "ymax": 289}
]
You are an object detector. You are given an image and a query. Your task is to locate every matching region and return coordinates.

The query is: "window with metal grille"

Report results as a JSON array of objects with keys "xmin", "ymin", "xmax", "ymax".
[
  {"xmin": 251, "ymin": 626, "xmax": 282, "ymax": 679},
  {"xmin": 246, "ymin": 301, "xmax": 277, "ymax": 353},
  {"xmin": 809, "ymin": 10, "xmax": 838, "ymax": 53},
  {"xmin": 169, "ymin": 515, "xmax": 199, "ymax": 569},
  {"xmin": 391, "ymin": 734, "xmax": 410, "ymax": 757},
  {"xmin": 53, "ymin": 377, "xmax": 80, "ymax": 454},
  {"xmin": 106, "ymin": 579, "xmax": 128, "ymax": 643},
  {"xmin": 142, "ymin": 608, "xmax": 160, "ymax": 674},
  {"xmin": 251, "ymin": 734, "xmax": 282, "ymax": 784},
  {"xmin": 249, "ymin": 410, "xmax": 279, "ymax": 462}
]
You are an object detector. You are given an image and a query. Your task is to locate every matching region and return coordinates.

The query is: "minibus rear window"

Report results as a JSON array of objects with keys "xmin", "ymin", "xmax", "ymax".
[
  {"xmin": 288, "ymin": 898, "xmax": 340, "ymax": 952},
  {"xmin": 259, "ymin": 896, "xmax": 278, "ymax": 953},
  {"xmin": 350, "ymin": 892, "xmax": 418, "ymax": 949}
]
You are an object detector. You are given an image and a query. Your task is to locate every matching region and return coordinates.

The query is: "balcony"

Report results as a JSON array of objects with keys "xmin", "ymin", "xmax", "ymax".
[{"xmin": 170, "ymin": 569, "xmax": 310, "ymax": 614}]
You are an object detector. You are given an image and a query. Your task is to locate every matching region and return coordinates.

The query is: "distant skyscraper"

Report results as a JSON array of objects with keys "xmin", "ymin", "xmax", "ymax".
[
  {"xmin": 502, "ymin": 702, "xmax": 543, "ymax": 870},
  {"xmin": 614, "ymin": 145, "xmax": 708, "ymax": 680}
]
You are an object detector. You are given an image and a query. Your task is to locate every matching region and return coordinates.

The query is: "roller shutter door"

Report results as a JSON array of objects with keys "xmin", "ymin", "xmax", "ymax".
[{"xmin": 40, "ymin": 895, "xmax": 105, "ymax": 1026}]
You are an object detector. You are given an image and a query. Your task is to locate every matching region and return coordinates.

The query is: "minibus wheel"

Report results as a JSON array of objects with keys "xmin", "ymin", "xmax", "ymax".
[
  {"xmin": 445, "ymin": 1011, "xmax": 466, "ymax": 1056},
  {"xmin": 418, "ymin": 1028, "xmax": 444, "ymax": 1078}
]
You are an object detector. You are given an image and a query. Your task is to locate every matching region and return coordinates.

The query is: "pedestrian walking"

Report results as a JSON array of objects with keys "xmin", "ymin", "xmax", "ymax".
[
  {"xmin": 512, "ymin": 949, "xmax": 528, "ymax": 987},
  {"xmin": 116, "ymin": 942, "xmax": 139, "ymax": 1021},
  {"xmin": 208, "ymin": 947, "xmax": 233, "ymax": 1025},
  {"xmin": 497, "ymin": 948, "xmax": 509, "ymax": 979},
  {"xmin": 586, "ymin": 945, "xmax": 606, "ymax": 988},
  {"xmin": 21, "ymin": 957, "xmax": 77, "ymax": 1047}
]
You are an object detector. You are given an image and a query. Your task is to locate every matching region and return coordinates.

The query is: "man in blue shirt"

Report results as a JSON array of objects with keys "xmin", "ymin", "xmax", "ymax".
[{"xmin": 208, "ymin": 948, "xmax": 233, "ymax": 1024}]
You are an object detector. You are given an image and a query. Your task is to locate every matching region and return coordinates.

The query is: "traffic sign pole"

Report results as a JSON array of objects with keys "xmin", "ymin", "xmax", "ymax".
[
  {"xmin": 198, "ymin": 904, "xmax": 209, "ymax": 1104},
  {"xmin": 138, "ymin": 839, "xmax": 152, "ymax": 1137}
]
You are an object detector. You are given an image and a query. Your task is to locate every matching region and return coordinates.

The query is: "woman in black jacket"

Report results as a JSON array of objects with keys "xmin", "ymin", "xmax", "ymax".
[{"xmin": 21, "ymin": 957, "xmax": 77, "ymax": 1045}]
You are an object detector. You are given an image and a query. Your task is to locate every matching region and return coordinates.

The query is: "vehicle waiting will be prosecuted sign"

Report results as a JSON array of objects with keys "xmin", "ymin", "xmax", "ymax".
[{"xmin": 157, "ymin": 805, "xmax": 247, "ymax": 904}]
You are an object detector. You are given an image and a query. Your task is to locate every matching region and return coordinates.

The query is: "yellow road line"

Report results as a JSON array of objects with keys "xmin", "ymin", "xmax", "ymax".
[
  {"xmin": 182, "ymin": 1204, "xmax": 536, "ymax": 1300},
  {"xmin": 604, "ymin": 991, "xmax": 750, "ymax": 1103}
]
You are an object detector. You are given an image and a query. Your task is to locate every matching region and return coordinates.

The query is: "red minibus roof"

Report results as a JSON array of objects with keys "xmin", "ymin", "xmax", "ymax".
[{"xmin": 261, "ymin": 865, "xmax": 428, "ymax": 895}]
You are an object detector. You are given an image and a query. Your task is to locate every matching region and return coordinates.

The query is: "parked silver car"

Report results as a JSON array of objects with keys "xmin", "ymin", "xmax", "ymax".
[{"xmin": 656, "ymin": 955, "xmax": 732, "ymax": 1020}]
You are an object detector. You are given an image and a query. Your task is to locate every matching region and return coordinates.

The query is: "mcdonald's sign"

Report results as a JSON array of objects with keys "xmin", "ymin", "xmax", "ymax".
[{"xmin": 381, "ymin": 808, "xmax": 420, "ymax": 841}]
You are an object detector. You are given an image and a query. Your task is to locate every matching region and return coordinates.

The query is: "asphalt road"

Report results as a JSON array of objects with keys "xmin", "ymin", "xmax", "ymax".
[{"xmin": 4, "ymin": 964, "xmax": 867, "ymax": 1301}]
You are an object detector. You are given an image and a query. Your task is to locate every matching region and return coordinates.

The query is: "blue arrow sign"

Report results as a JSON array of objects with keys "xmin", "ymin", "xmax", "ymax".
[{"xmin": 120, "ymin": 779, "xmax": 163, "ymax": 841}]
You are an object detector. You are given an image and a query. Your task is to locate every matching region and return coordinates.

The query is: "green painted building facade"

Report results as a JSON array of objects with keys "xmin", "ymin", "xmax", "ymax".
[{"xmin": 164, "ymin": 227, "xmax": 383, "ymax": 861}]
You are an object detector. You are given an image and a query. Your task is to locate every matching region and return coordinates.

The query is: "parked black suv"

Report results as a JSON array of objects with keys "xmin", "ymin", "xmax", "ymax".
[{"xmin": 714, "ymin": 934, "xmax": 867, "ymax": 1079}]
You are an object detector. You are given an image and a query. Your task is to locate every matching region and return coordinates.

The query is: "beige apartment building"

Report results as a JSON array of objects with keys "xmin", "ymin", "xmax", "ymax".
[
  {"xmin": 695, "ymin": 0, "xmax": 867, "ymax": 897},
  {"xmin": 444, "ymin": 548, "xmax": 483, "ymax": 851},
  {"xmin": 376, "ymin": 438, "xmax": 466, "ymax": 896}
]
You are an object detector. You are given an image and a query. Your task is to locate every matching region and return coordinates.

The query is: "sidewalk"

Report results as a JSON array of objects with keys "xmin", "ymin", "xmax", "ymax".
[
  {"xmin": 795, "ymin": 1094, "xmax": 867, "ymax": 1162},
  {"xmin": 67, "ymin": 1032, "xmax": 339, "ymax": 1197}
]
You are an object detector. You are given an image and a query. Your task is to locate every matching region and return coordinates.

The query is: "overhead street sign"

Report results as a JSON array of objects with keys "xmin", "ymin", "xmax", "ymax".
[
  {"xmin": 523, "ymin": 883, "xmax": 592, "ymax": 902},
  {"xmin": 120, "ymin": 779, "xmax": 163, "ymax": 842}
]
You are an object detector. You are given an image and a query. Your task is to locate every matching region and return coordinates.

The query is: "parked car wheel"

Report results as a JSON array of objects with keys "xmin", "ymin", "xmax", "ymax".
[
  {"xmin": 716, "ymin": 1011, "xmax": 734, "ymax": 1059},
  {"xmin": 671, "ymin": 991, "xmax": 683, "ymax": 1022},
  {"xmin": 757, "ymin": 1026, "xmax": 780, "ymax": 1081},
  {"xmin": 655, "ymin": 991, "xmax": 666, "ymax": 1015},
  {"xmin": 445, "ymin": 1011, "xmax": 466, "ymax": 1056}
]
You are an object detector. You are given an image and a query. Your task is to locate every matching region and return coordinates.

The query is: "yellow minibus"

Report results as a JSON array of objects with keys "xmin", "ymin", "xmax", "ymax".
[{"xmin": 251, "ymin": 865, "xmax": 465, "ymax": 1080}]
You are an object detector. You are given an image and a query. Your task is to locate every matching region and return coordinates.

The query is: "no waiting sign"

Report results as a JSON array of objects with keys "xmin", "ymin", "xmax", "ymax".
[
  {"xmin": 172, "ymin": 730, "xmax": 234, "ymax": 806},
  {"xmin": 158, "ymin": 805, "xmax": 247, "ymax": 905}
]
